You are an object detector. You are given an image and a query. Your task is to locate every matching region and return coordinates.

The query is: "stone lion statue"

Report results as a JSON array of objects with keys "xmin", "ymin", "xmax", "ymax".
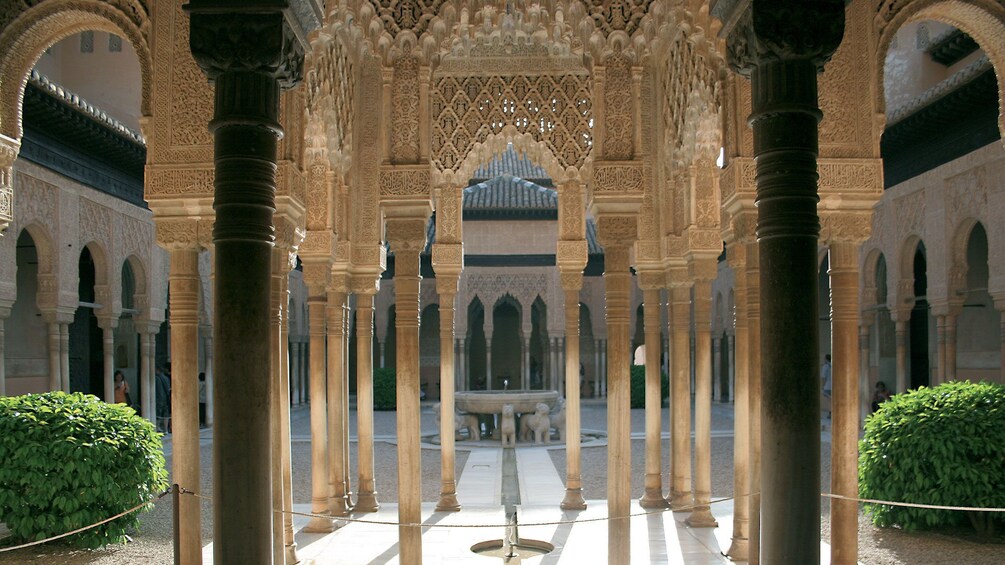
[
  {"xmin": 550, "ymin": 397, "xmax": 566, "ymax": 442},
  {"xmin": 500, "ymin": 404, "xmax": 517, "ymax": 447},
  {"xmin": 520, "ymin": 402, "xmax": 552, "ymax": 444},
  {"xmin": 432, "ymin": 402, "xmax": 480, "ymax": 441}
]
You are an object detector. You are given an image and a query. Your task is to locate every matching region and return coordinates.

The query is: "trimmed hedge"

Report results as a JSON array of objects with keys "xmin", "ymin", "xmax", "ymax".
[
  {"xmin": 0, "ymin": 392, "xmax": 168, "ymax": 548},
  {"xmin": 373, "ymin": 367, "xmax": 397, "ymax": 410},
  {"xmin": 629, "ymin": 365, "xmax": 669, "ymax": 409},
  {"xmin": 859, "ymin": 381, "xmax": 1005, "ymax": 537}
]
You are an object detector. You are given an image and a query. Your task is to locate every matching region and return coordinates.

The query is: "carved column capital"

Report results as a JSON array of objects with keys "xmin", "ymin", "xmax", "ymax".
[
  {"xmin": 719, "ymin": 1, "xmax": 846, "ymax": 76},
  {"xmin": 186, "ymin": 5, "xmax": 312, "ymax": 89},
  {"xmin": 155, "ymin": 218, "xmax": 205, "ymax": 251},
  {"xmin": 431, "ymin": 242, "xmax": 464, "ymax": 276},
  {"xmin": 302, "ymin": 260, "xmax": 332, "ymax": 297}
]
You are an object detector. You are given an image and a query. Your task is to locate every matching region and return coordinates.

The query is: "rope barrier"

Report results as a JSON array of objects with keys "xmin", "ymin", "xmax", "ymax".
[
  {"xmin": 0, "ymin": 487, "xmax": 172, "ymax": 553},
  {"xmin": 3, "ymin": 484, "xmax": 1001, "ymax": 553},
  {"xmin": 822, "ymin": 493, "xmax": 1005, "ymax": 513}
]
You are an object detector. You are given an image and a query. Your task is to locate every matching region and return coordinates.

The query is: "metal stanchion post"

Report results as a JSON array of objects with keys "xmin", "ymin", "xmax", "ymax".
[{"xmin": 172, "ymin": 484, "xmax": 180, "ymax": 565}]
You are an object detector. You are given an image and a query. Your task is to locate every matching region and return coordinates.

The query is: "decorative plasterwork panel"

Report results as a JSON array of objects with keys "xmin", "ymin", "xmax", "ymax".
[
  {"xmin": 431, "ymin": 73, "xmax": 592, "ymax": 172},
  {"xmin": 895, "ymin": 189, "xmax": 926, "ymax": 236},
  {"xmin": 306, "ymin": 32, "xmax": 354, "ymax": 172},
  {"xmin": 391, "ymin": 55, "xmax": 421, "ymax": 163},
  {"xmin": 818, "ymin": 0, "xmax": 875, "ymax": 158},
  {"xmin": 379, "ymin": 165, "xmax": 431, "ymax": 199},
  {"xmin": 375, "ymin": 0, "xmax": 446, "ymax": 38},
  {"xmin": 603, "ymin": 54, "xmax": 635, "ymax": 160},
  {"xmin": 145, "ymin": 166, "xmax": 214, "ymax": 198},
  {"xmin": 592, "ymin": 161, "xmax": 647, "ymax": 193},
  {"xmin": 586, "ymin": 0, "xmax": 655, "ymax": 38},
  {"xmin": 465, "ymin": 273, "xmax": 549, "ymax": 309}
]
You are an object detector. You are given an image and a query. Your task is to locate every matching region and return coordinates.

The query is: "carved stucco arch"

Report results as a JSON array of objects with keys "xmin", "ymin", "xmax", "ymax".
[
  {"xmin": 0, "ymin": 1, "xmax": 152, "ymax": 140},
  {"xmin": 435, "ymin": 128, "xmax": 584, "ymax": 187},
  {"xmin": 875, "ymin": 0, "xmax": 1005, "ymax": 143},
  {"xmin": 16, "ymin": 221, "xmax": 56, "ymax": 278},
  {"xmin": 895, "ymin": 234, "xmax": 926, "ymax": 310},
  {"xmin": 948, "ymin": 217, "xmax": 985, "ymax": 299},
  {"xmin": 861, "ymin": 247, "xmax": 886, "ymax": 307}
]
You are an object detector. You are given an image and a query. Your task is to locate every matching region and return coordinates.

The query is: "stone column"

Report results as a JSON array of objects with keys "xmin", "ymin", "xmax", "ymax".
[
  {"xmin": 327, "ymin": 286, "xmax": 352, "ymax": 516},
  {"xmin": 386, "ymin": 217, "xmax": 428, "ymax": 563},
  {"xmin": 639, "ymin": 281, "xmax": 668, "ymax": 509},
  {"xmin": 893, "ymin": 314, "xmax": 909, "ymax": 393},
  {"xmin": 168, "ymin": 248, "xmax": 202, "ymax": 564},
  {"xmin": 139, "ymin": 328, "xmax": 154, "ymax": 420},
  {"xmin": 47, "ymin": 321, "xmax": 60, "ymax": 391},
  {"xmin": 669, "ymin": 285, "xmax": 693, "ymax": 509},
  {"xmin": 99, "ymin": 318, "xmax": 117, "ymax": 403},
  {"xmin": 185, "ymin": 3, "xmax": 311, "ymax": 559},
  {"xmin": 485, "ymin": 334, "xmax": 493, "ymax": 390},
  {"xmin": 277, "ymin": 269, "xmax": 297, "ymax": 563},
  {"xmin": 595, "ymin": 338, "xmax": 603, "ymax": 398},
  {"xmin": 303, "ymin": 265, "xmax": 333, "ymax": 533},
  {"xmin": 688, "ymin": 276, "xmax": 717, "ymax": 527},
  {"xmin": 719, "ymin": 4, "xmax": 845, "ymax": 561},
  {"xmin": 0, "ymin": 308, "xmax": 7, "ymax": 396},
  {"xmin": 560, "ymin": 271, "xmax": 587, "ymax": 510},
  {"xmin": 726, "ymin": 244, "xmax": 750, "ymax": 561},
  {"xmin": 828, "ymin": 242, "xmax": 861, "ymax": 565},
  {"xmin": 946, "ymin": 310, "xmax": 959, "ymax": 382},
  {"xmin": 934, "ymin": 312, "xmax": 947, "ymax": 385},
  {"xmin": 594, "ymin": 217, "xmax": 636, "ymax": 564},
  {"xmin": 712, "ymin": 335, "xmax": 723, "ymax": 401},
  {"xmin": 353, "ymin": 284, "xmax": 380, "ymax": 512},
  {"xmin": 745, "ymin": 241, "xmax": 762, "ymax": 565},
  {"xmin": 522, "ymin": 336, "xmax": 531, "ymax": 390},
  {"xmin": 203, "ymin": 335, "xmax": 214, "ymax": 427},
  {"xmin": 859, "ymin": 320, "xmax": 871, "ymax": 422},
  {"xmin": 433, "ymin": 243, "xmax": 462, "ymax": 512},
  {"xmin": 457, "ymin": 337, "xmax": 467, "ymax": 390},
  {"xmin": 0, "ymin": 135, "xmax": 19, "ymax": 234},
  {"xmin": 59, "ymin": 323, "xmax": 70, "ymax": 391}
]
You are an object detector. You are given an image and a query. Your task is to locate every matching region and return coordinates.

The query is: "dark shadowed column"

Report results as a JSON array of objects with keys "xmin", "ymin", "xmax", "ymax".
[
  {"xmin": 716, "ymin": 2, "xmax": 845, "ymax": 562},
  {"xmin": 186, "ymin": 2, "xmax": 315, "ymax": 561}
]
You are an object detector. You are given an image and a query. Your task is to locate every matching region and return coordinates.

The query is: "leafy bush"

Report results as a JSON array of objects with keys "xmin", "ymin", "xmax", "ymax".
[
  {"xmin": 859, "ymin": 381, "xmax": 1005, "ymax": 537},
  {"xmin": 629, "ymin": 365, "xmax": 669, "ymax": 409},
  {"xmin": 373, "ymin": 368, "xmax": 397, "ymax": 410},
  {"xmin": 0, "ymin": 392, "xmax": 168, "ymax": 548}
]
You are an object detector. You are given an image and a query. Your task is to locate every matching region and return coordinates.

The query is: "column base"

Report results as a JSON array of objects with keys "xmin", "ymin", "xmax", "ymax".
[
  {"xmin": 303, "ymin": 516, "xmax": 335, "ymax": 533},
  {"xmin": 685, "ymin": 506, "xmax": 719, "ymax": 528},
  {"xmin": 435, "ymin": 493, "xmax": 461, "ymax": 512},
  {"xmin": 726, "ymin": 536, "xmax": 749, "ymax": 561},
  {"xmin": 668, "ymin": 491, "xmax": 693, "ymax": 510},
  {"xmin": 285, "ymin": 543, "xmax": 299, "ymax": 564},
  {"xmin": 354, "ymin": 491, "xmax": 379, "ymax": 513},
  {"xmin": 330, "ymin": 494, "xmax": 352, "ymax": 517},
  {"xmin": 560, "ymin": 488, "xmax": 587, "ymax": 510},
  {"xmin": 639, "ymin": 488, "xmax": 670, "ymax": 509}
]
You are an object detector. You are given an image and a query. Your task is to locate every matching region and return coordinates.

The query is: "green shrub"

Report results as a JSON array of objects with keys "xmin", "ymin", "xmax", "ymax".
[
  {"xmin": 373, "ymin": 367, "xmax": 397, "ymax": 410},
  {"xmin": 629, "ymin": 365, "xmax": 669, "ymax": 409},
  {"xmin": 859, "ymin": 381, "xmax": 1005, "ymax": 537},
  {"xmin": 0, "ymin": 392, "xmax": 168, "ymax": 548}
]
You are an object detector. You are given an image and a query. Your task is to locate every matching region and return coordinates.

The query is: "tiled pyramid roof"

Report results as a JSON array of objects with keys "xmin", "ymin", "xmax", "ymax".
[
  {"xmin": 471, "ymin": 146, "xmax": 551, "ymax": 184},
  {"xmin": 463, "ymin": 175, "xmax": 557, "ymax": 211}
]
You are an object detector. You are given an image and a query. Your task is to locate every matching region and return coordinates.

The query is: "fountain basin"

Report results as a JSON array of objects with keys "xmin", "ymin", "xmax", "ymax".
[{"xmin": 454, "ymin": 390, "xmax": 560, "ymax": 414}]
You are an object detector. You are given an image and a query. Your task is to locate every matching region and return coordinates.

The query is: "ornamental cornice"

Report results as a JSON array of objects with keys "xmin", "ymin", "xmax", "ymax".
[
  {"xmin": 591, "ymin": 160, "xmax": 648, "ymax": 194},
  {"xmin": 379, "ymin": 164, "xmax": 432, "ymax": 200},
  {"xmin": 145, "ymin": 165, "xmax": 215, "ymax": 199},
  {"xmin": 817, "ymin": 158, "xmax": 884, "ymax": 196},
  {"xmin": 435, "ymin": 56, "xmax": 588, "ymax": 76}
]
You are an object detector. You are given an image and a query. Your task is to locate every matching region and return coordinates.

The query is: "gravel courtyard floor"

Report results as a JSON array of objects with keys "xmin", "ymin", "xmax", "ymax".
[{"xmin": 0, "ymin": 400, "xmax": 1001, "ymax": 564}]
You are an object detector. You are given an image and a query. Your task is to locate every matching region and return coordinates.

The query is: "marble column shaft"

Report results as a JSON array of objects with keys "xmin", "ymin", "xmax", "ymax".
[
  {"xmin": 561, "ymin": 280, "xmax": 587, "ymax": 510},
  {"xmin": 60, "ymin": 323, "xmax": 70, "ymax": 391},
  {"xmin": 745, "ymin": 241, "xmax": 762, "ymax": 565},
  {"xmin": 327, "ymin": 289, "xmax": 352, "ymax": 516},
  {"xmin": 640, "ymin": 286, "xmax": 668, "ymax": 509},
  {"xmin": 203, "ymin": 336, "xmax": 214, "ymax": 427},
  {"xmin": 946, "ymin": 313, "xmax": 957, "ymax": 382},
  {"xmin": 304, "ymin": 291, "xmax": 333, "ymax": 532},
  {"xmin": 101, "ymin": 322, "xmax": 116, "ymax": 403},
  {"xmin": 602, "ymin": 244, "xmax": 632, "ymax": 564},
  {"xmin": 388, "ymin": 226, "xmax": 425, "ymax": 565},
  {"xmin": 687, "ymin": 280, "xmax": 717, "ymax": 527},
  {"xmin": 436, "ymin": 282, "xmax": 461, "ymax": 512},
  {"xmin": 168, "ymin": 249, "xmax": 202, "ymax": 565},
  {"xmin": 829, "ymin": 243, "xmax": 861, "ymax": 565},
  {"xmin": 727, "ymin": 249, "xmax": 750, "ymax": 561},
  {"xmin": 0, "ymin": 318, "xmax": 5, "ymax": 396},
  {"xmin": 139, "ymin": 330, "xmax": 153, "ymax": 421},
  {"xmin": 894, "ymin": 317, "xmax": 908, "ymax": 393},
  {"xmin": 669, "ymin": 286, "xmax": 693, "ymax": 509},
  {"xmin": 355, "ymin": 290, "xmax": 379, "ymax": 512},
  {"xmin": 47, "ymin": 322, "xmax": 60, "ymax": 391}
]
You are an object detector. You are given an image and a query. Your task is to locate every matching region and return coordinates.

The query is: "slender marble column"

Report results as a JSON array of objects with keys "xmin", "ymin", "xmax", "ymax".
[
  {"xmin": 186, "ymin": 5, "xmax": 309, "ymax": 559},
  {"xmin": 859, "ymin": 322, "xmax": 871, "ymax": 422},
  {"xmin": 726, "ymin": 247, "xmax": 750, "ymax": 561},
  {"xmin": 485, "ymin": 338, "xmax": 493, "ymax": 390},
  {"xmin": 669, "ymin": 286, "xmax": 693, "ymax": 509},
  {"xmin": 435, "ymin": 276, "xmax": 461, "ymax": 511},
  {"xmin": 327, "ymin": 289, "xmax": 352, "ymax": 516},
  {"xmin": 60, "ymin": 323, "xmax": 70, "ymax": 391},
  {"xmin": 593, "ymin": 217, "xmax": 635, "ymax": 564},
  {"xmin": 168, "ymin": 248, "xmax": 202, "ymax": 564},
  {"xmin": 278, "ymin": 275, "xmax": 297, "ymax": 562},
  {"xmin": 386, "ymin": 219, "xmax": 426, "ymax": 564},
  {"xmin": 457, "ymin": 337, "xmax": 467, "ymax": 390},
  {"xmin": 594, "ymin": 338, "xmax": 602, "ymax": 398},
  {"xmin": 522, "ymin": 337, "xmax": 531, "ymax": 390},
  {"xmin": 829, "ymin": 242, "xmax": 861, "ymax": 565},
  {"xmin": 746, "ymin": 242, "xmax": 762, "ymax": 565},
  {"xmin": 688, "ymin": 279, "xmax": 717, "ymax": 527},
  {"xmin": 894, "ymin": 317, "xmax": 908, "ymax": 393},
  {"xmin": 139, "ymin": 330, "xmax": 153, "ymax": 420},
  {"xmin": 639, "ymin": 285, "xmax": 668, "ymax": 509},
  {"xmin": 304, "ymin": 289, "xmax": 333, "ymax": 532},
  {"xmin": 561, "ymin": 277, "xmax": 587, "ymax": 510},
  {"xmin": 935, "ymin": 312, "xmax": 947, "ymax": 384},
  {"xmin": 47, "ymin": 322, "xmax": 60, "ymax": 391},
  {"xmin": 203, "ymin": 336, "xmax": 213, "ymax": 427},
  {"xmin": 101, "ymin": 321, "xmax": 116, "ymax": 403},
  {"xmin": 946, "ymin": 312, "xmax": 958, "ymax": 382},
  {"xmin": 0, "ymin": 315, "xmax": 5, "ymax": 396},
  {"xmin": 354, "ymin": 289, "xmax": 379, "ymax": 512}
]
